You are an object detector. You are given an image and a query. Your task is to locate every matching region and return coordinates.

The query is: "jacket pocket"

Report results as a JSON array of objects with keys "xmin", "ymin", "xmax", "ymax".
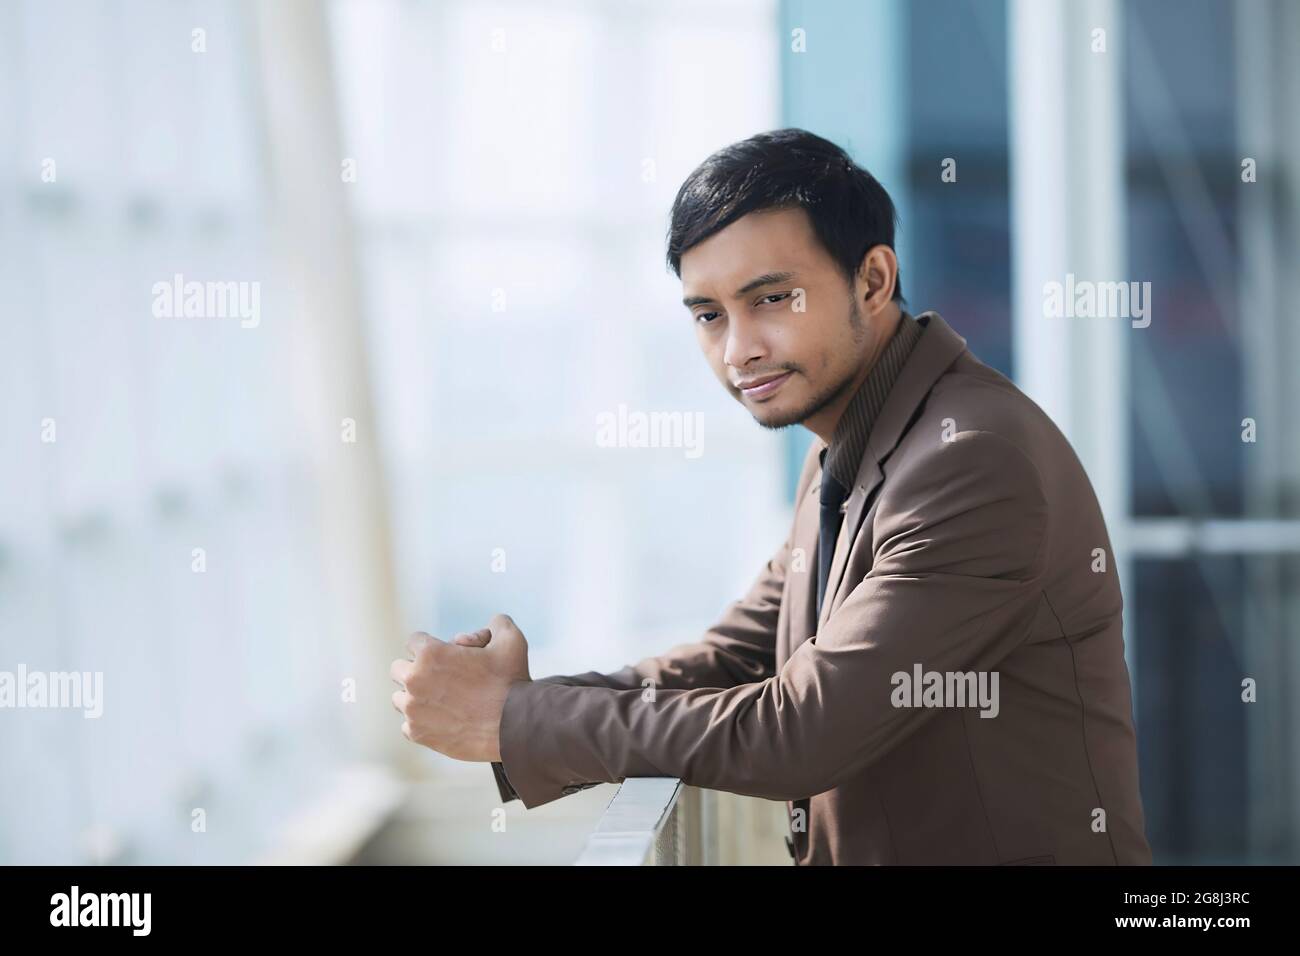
[{"xmin": 999, "ymin": 853, "xmax": 1056, "ymax": 865}]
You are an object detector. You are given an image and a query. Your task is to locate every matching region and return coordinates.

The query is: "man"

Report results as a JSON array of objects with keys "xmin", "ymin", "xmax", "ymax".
[{"xmin": 390, "ymin": 128, "xmax": 1151, "ymax": 865}]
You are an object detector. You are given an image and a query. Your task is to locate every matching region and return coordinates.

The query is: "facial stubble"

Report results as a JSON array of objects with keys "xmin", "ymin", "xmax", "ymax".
[{"xmin": 748, "ymin": 293, "xmax": 870, "ymax": 431}]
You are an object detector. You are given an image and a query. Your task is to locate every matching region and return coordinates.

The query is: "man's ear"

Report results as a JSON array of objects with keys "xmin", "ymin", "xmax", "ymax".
[{"xmin": 857, "ymin": 245, "xmax": 898, "ymax": 310}]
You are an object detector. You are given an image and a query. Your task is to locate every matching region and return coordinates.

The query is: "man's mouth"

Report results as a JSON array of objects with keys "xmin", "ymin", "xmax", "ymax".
[{"xmin": 736, "ymin": 370, "xmax": 793, "ymax": 400}]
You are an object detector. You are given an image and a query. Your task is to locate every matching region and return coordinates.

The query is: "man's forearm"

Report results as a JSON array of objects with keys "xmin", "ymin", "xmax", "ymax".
[{"xmin": 490, "ymin": 673, "xmax": 641, "ymax": 802}]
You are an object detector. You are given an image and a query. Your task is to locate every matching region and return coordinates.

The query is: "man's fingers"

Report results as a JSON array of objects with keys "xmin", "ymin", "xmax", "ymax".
[
  {"xmin": 392, "ymin": 689, "xmax": 410, "ymax": 715},
  {"xmin": 487, "ymin": 613, "xmax": 521, "ymax": 640},
  {"xmin": 390, "ymin": 657, "xmax": 412, "ymax": 687},
  {"xmin": 406, "ymin": 631, "xmax": 444, "ymax": 659},
  {"xmin": 453, "ymin": 628, "xmax": 492, "ymax": 648}
]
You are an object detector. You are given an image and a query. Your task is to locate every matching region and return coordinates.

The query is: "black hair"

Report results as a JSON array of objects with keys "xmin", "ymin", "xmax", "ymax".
[{"xmin": 666, "ymin": 128, "xmax": 904, "ymax": 303}]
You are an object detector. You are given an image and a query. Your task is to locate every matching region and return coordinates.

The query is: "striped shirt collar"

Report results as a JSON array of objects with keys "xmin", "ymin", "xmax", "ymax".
[{"xmin": 819, "ymin": 310, "xmax": 925, "ymax": 490}]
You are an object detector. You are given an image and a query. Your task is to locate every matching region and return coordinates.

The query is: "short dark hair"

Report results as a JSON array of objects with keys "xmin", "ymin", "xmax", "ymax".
[{"xmin": 666, "ymin": 128, "xmax": 904, "ymax": 303}]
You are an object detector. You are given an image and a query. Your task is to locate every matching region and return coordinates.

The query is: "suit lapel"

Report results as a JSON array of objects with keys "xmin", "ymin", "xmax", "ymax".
[
  {"xmin": 817, "ymin": 459, "xmax": 882, "ymax": 633},
  {"xmin": 787, "ymin": 459, "xmax": 824, "ymax": 653},
  {"xmin": 815, "ymin": 312, "xmax": 969, "ymax": 629}
]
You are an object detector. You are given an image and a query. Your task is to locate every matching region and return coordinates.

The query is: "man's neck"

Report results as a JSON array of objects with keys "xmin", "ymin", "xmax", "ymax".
[{"xmin": 802, "ymin": 305, "xmax": 903, "ymax": 446}]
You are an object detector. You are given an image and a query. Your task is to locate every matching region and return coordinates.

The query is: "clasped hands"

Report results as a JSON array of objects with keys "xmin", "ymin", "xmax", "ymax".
[{"xmin": 390, "ymin": 613, "xmax": 532, "ymax": 762}]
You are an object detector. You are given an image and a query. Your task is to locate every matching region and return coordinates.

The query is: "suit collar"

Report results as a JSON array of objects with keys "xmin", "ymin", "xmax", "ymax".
[
  {"xmin": 806, "ymin": 311, "xmax": 967, "ymax": 476},
  {"xmin": 862, "ymin": 310, "xmax": 967, "ymax": 471},
  {"xmin": 820, "ymin": 311, "xmax": 924, "ymax": 492},
  {"xmin": 814, "ymin": 311, "xmax": 968, "ymax": 631}
]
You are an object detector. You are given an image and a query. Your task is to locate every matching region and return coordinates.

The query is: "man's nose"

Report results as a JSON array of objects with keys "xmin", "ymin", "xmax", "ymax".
[{"xmin": 723, "ymin": 310, "xmax": 768, "ymax": 370}]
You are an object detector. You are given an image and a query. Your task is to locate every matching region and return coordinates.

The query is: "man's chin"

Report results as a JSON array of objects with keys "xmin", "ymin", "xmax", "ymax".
[
  {"xmin": 747, "ymin": 399, "xmax": 810, "ymax": 431},
  {"xmin": 740, "ymin": 374, "xmax": 852, "ymax": 431}
]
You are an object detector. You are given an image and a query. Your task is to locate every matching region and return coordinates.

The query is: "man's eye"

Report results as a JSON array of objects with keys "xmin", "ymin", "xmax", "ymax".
[
  {"xmin": 695, "ymin": 311, "xmax": 721, "ymax": 325},
  {"xmin": 761, "ymin": 292, "xmax": 792, "ymax": 305}
]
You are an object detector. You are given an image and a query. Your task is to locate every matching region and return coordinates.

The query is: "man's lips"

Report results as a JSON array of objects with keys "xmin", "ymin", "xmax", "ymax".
[{"xmin": 736, "ymin": 370, "xmax": 793, "ymax": 398}]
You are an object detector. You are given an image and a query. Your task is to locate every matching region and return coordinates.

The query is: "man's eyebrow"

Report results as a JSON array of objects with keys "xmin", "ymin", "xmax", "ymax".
[{"xmin": 682, "ymin": 271, "xmax": 798, "ymax": 308}]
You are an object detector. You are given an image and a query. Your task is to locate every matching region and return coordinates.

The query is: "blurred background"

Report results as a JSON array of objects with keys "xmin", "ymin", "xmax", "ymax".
[{"xmin": 1, "ymin": 0, "xmax": 1297, "ymax": 865}]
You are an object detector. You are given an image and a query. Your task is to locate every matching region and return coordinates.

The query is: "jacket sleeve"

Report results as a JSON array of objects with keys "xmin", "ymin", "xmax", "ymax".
[
  {"xmin": 489, "ymin": 526, "xmax": 790, "ymax": 804},
  {"xmin": 490, "ymin": 760, "xmax": 520, "ymax": 803},
  {"xmin": 489, "ymin": 442, "xmax": 824, "ymax": 804},
  {"xmin": 495, "ymin": 431, "xmax": 1050, "ymax": 808}
]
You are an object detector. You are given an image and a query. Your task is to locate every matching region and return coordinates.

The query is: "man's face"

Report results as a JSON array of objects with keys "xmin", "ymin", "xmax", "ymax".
[{"xmin": 680, "ymin": 206, "xmax": 877, "ymax": 430}]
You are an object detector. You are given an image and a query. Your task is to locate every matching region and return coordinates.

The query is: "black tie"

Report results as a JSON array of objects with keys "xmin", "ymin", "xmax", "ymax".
[{"xmin": 817, "ymin": 462, "xmax": 850, "ymax": 618}]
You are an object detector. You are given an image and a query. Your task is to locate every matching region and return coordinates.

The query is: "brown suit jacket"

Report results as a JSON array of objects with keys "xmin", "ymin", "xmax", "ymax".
[{"xmin": 493, "ymin": 311, "xmax": 1152, "ymax": 865}]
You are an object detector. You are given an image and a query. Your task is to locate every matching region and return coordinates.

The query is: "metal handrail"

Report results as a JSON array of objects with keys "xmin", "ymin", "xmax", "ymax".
[{"xmin": 574, "ymin": 778, "xmax": 716, "ymax": 865}]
